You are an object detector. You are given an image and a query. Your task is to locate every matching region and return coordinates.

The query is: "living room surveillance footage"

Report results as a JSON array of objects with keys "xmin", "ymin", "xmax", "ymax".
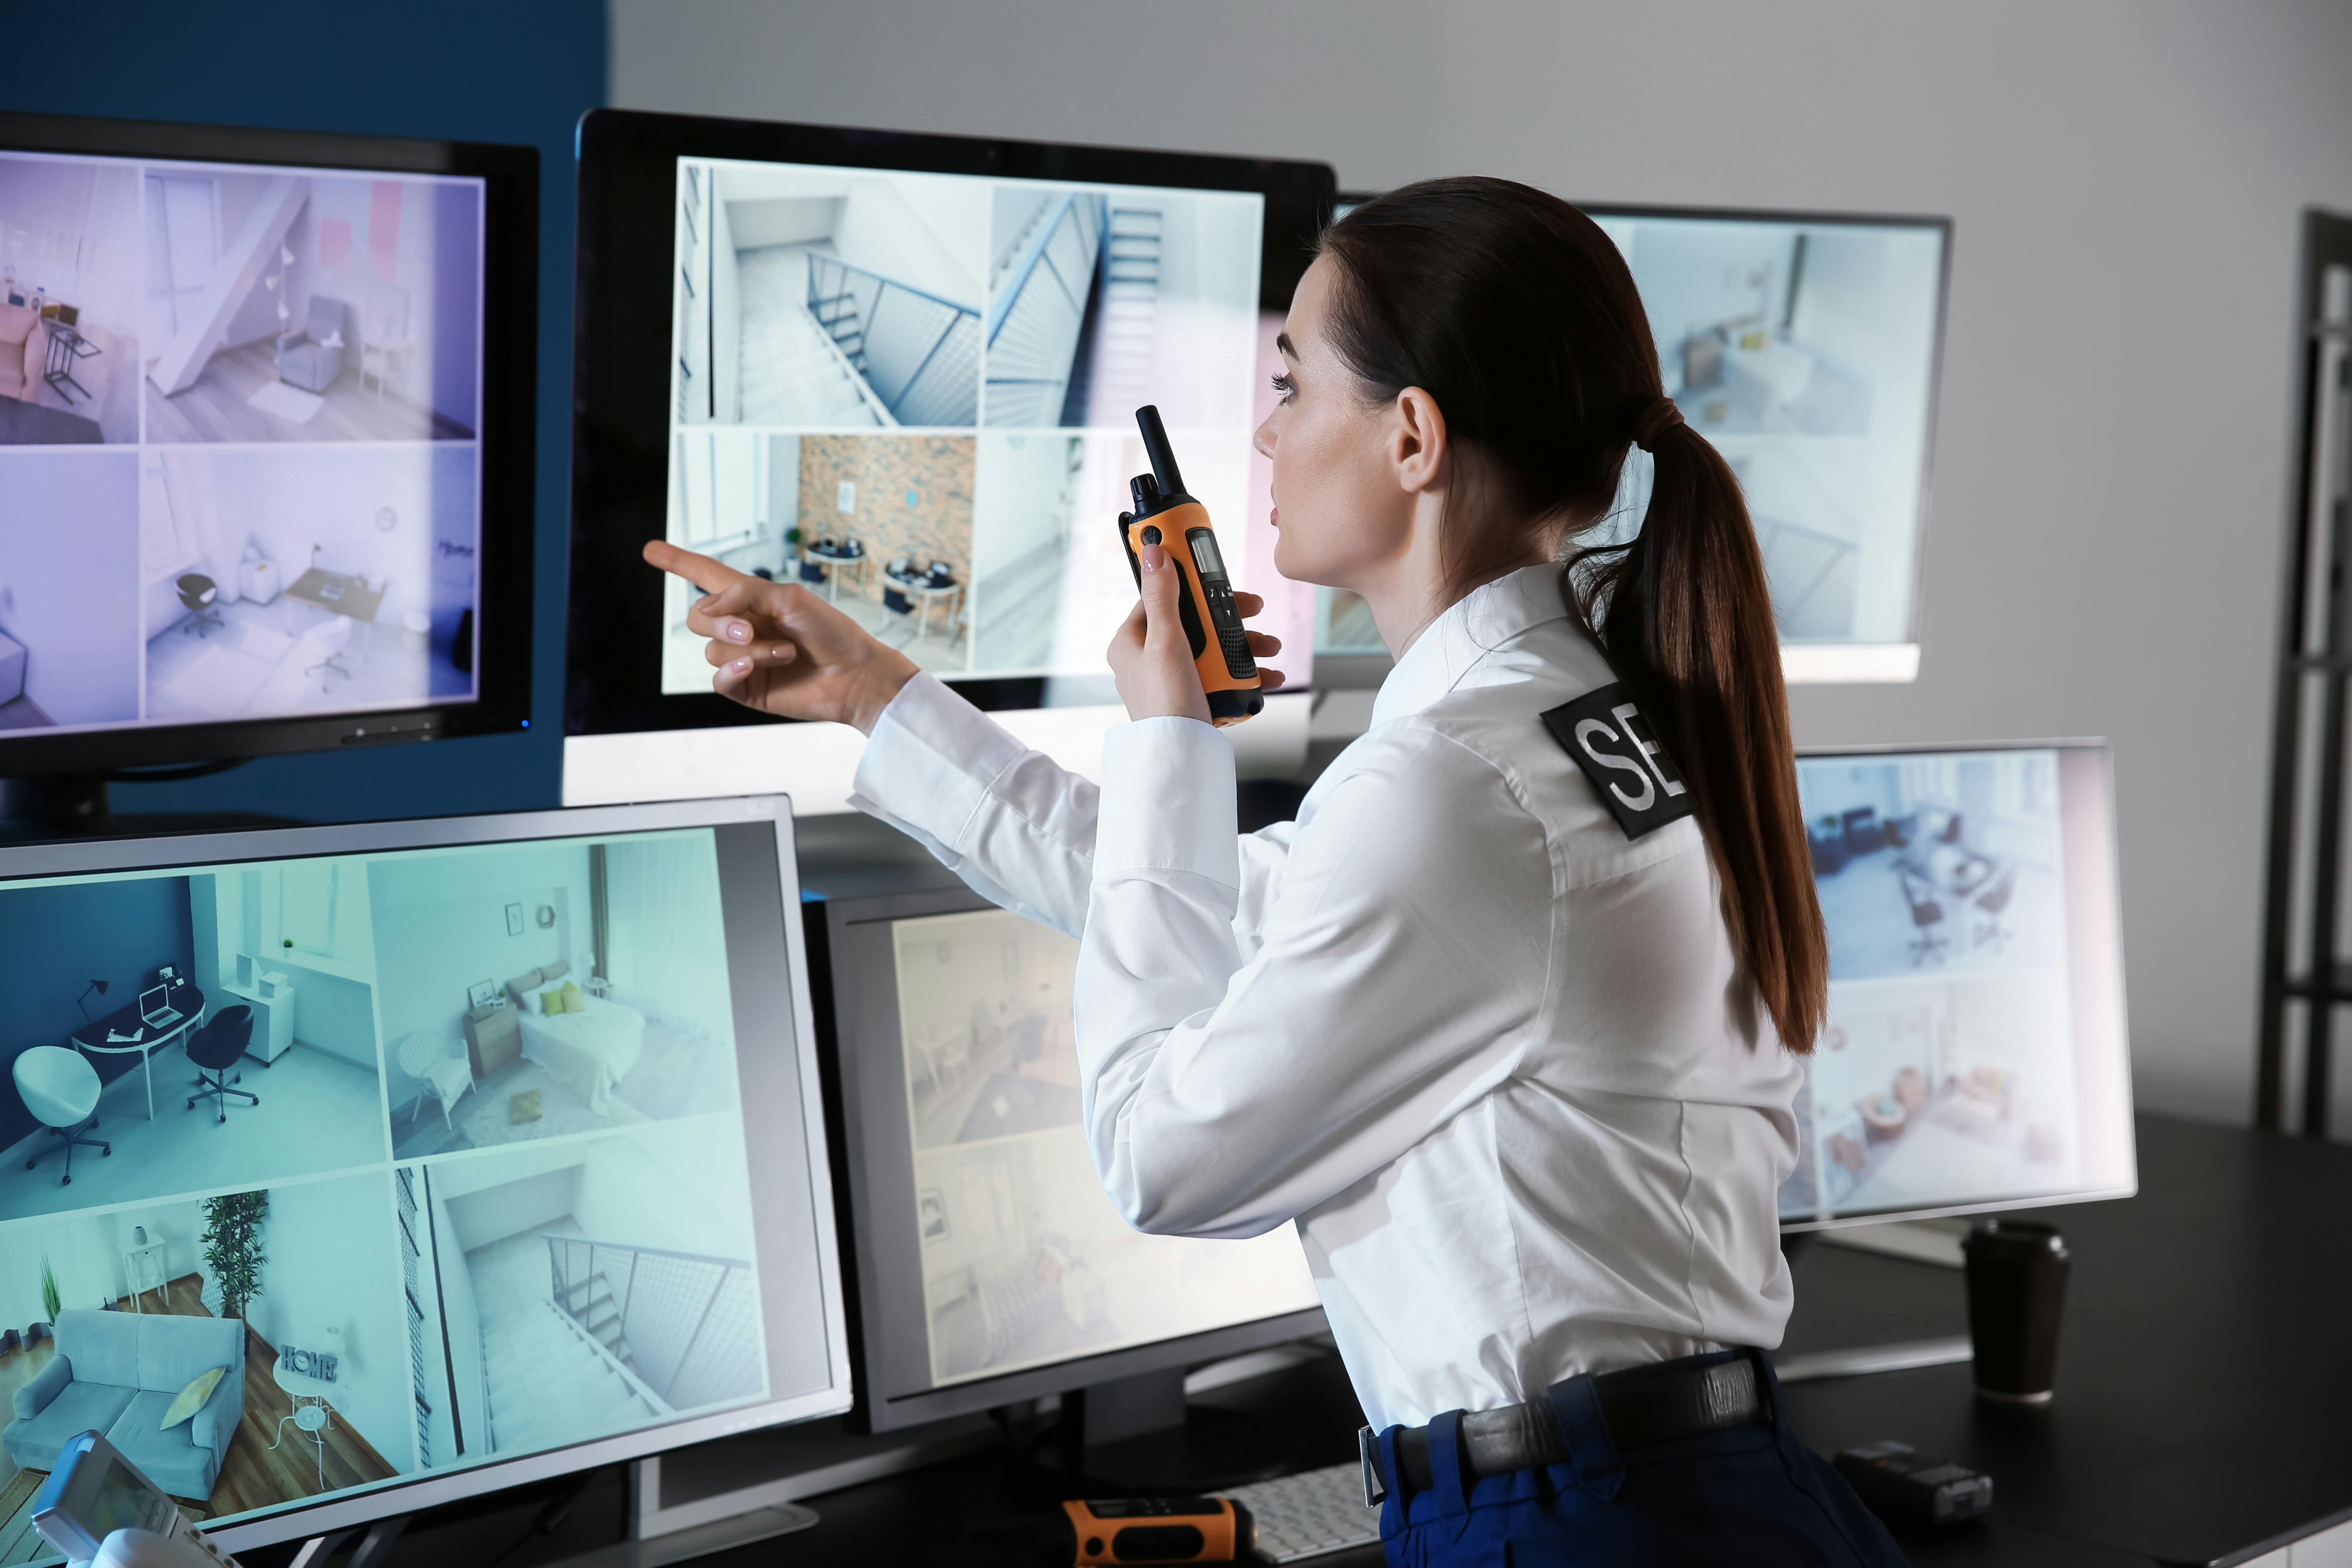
[
  {"xmin": 0, "ymin": 149, "xmax": 486, "ymax": 739},
  {"xmin": 0, "ymin": 826, "xmax": 777, "ymax": 1540}
]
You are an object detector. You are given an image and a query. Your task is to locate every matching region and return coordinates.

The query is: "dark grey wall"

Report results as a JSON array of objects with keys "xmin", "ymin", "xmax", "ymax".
[{"xmin": 610, "ymin": 0, "xmax": 2352, "ymax": 1126}]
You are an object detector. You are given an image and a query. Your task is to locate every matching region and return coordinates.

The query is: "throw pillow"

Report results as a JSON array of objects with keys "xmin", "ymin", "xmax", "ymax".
[
  {"xmin": 560, "ymin": 982, "xmax": 585, "ymax": 1014},
  {"xmin": 518, "ymin": 989, "xmax": 543, "ymax": 1017},
  {"xmin": 160, "ymin": 1365, "xmax": 227, "ymax": 1430},
  {"xmin": 538, "ymin": 986, "xmax": 566, "ymax": 1016},
  {"xmin": 509, "ymin": 1089, "xmax": 542, "ymax": 1125}
]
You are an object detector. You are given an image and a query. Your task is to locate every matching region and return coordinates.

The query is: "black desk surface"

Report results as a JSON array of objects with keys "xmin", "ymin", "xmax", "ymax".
[
  {"xmin": 69, "ymin": 979, "xmax": 203, "ymax": 1051},
  {"xmin": 297, "ymin": 1113, "xmax": 2347, "ymax": 1568},
  {"xmin": 1780, "ymin": 1112, "xmax": 2352, "ymax": 1567}
]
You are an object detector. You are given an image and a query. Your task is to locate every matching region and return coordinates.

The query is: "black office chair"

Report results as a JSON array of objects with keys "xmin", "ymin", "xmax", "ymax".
[
  {"xmin": 187, "ymin": 1006, "xmax": 259, "ymax": 1123},
  {"xmin": 880, "ymin": 582, "xmax": 918, "ymax": 645},
  {"xmin": 1899, "ymin": 869, "xmax": 1947, "ymax": 966},
  {"xmin": 1974, "ymin": 866, "xmax": 2018, "ymax": 953},
  {"xmin": 176, "ymin": 575, "xmax": 223, "ymax": 638}
]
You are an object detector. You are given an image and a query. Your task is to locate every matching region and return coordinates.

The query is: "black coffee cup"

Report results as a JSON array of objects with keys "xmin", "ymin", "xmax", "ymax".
[{"xmin": 1961, "ymin": 1219, "xmax": 2070, "ymax": 1403}]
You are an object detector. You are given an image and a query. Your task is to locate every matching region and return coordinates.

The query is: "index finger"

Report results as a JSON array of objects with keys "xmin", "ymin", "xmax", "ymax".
[
  {"xmin": 1234, "ymin": 590, "xmax": 1267, "ymax": 618},
  {"xmin": 643, "ymin": 539, "xmax": 754, "ymax": 601}
]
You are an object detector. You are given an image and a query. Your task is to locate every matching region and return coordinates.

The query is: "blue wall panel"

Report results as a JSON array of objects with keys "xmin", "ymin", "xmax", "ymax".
[
  {"xmin": 0, "ymin": 877, "xmax": 194, "ymax": 1149},
  {"xmin": 13, "ymin": 1, "xmax": 607, "ymax": 826}
]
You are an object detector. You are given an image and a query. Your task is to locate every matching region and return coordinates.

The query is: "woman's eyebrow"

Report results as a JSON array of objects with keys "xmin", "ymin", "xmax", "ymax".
[{"xmin": 1275, "ymin": 332, "xmax": 1299, "ymax": 361}]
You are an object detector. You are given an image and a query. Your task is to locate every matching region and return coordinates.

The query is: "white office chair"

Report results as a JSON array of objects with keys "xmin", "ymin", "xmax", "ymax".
[
  {"xmin": 305, "ymin": 615, "xmax": 356, "ymax": 691},
  {"xmin": 14, "ymin": 1046, "xmax": 109, "ymax": 1186},
  {"xmin": 397, "ymin": 1031, "xmax": 473, "ymax": 1132}
]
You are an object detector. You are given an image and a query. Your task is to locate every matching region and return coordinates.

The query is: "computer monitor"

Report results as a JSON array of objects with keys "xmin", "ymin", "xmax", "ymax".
[
  {"xmin": 811, "ymin": 885, "xmax": 1324, "ymax": 1449},
  {"xmin": 563, "ymin": 111, "xmax": 1336, "ymax": 814},
  {"xmin": 0, "ymin": 112, "xmax": 537, "ymax": 833},
  {"xmin": 1780, "ymin": 742, "xmax": 2135, "ymax": 1229},
  {"xmin": 1312, "ymin": 198, "xmax": 1951, "ymax": 688},
  {"xmin": 0, "ymin": 796, "xmax": 849, "ymax": 1552}
]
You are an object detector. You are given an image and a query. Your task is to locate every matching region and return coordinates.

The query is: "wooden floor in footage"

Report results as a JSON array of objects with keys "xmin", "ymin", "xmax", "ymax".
[
  {"xmin": 143, "ymin": 341, "xmax": 474, "ymax": 443},
  {"xmin": 0, "ymin": 1274, "xmax": 399, "ymax": 1561}
]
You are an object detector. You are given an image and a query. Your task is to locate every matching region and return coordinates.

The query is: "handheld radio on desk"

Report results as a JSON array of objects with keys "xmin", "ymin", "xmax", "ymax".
[{"xmin": 1118, "ymin": 405, "xmax": 1264, "ymax": 727}]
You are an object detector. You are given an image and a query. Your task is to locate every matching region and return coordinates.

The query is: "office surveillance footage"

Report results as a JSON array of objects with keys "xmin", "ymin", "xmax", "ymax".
[
  {"xmin": 885, "ymin": 907, "xmax": 1319, "ymax": 1388},
  {"xmin": 1782, "ymin": 748, "xmax": 2132, "ymax": 1226},
  {"xmin": 658, "ymin": 156, "xmax": 1280, "ymax": 690},
  {"xmin": 0, "ymin": 809, "xmax": 846, "ymax": 1544}
]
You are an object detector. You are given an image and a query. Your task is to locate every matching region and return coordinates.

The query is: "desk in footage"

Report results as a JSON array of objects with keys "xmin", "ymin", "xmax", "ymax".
[{"xmin": 69, "ymin": 980, "xmax": 205, "ymax": 1119}]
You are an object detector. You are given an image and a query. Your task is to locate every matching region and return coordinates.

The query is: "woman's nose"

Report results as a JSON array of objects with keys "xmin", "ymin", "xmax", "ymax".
[{"xmin": 1252, "ymin": 414, "xmax": 1276, "ymax": 459}]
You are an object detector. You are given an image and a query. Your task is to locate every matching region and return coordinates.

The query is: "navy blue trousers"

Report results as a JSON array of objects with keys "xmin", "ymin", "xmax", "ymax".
[{"xmin": 1375, "ymin": 1351, "xmax": 1906, "ymax": 1567}]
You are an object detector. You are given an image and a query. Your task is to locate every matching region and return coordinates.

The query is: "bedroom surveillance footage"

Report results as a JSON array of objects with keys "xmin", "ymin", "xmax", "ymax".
[{"xmin": 0, "ymin": 826, "xmax": 771, "ymax": 1525}]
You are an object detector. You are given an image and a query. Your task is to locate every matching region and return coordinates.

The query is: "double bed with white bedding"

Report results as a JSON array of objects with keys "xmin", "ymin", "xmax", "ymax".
[
  {"xmin": 519, "ymin": 993, "xmax": 646, "ymax": 1112},
  {"xmin": 505, "ymin": 963, "xmax": 647, "ymax": 1114}
]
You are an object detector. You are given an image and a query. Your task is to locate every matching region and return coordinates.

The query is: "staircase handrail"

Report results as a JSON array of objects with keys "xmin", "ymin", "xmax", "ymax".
[
  {"xmin": 805, "ymin": 252, "xmax": 978, "ymax": 325},
  {"xmin": 545, "ymin": 1235, "xmax": 752, "ymax": 1410},
  {"xmin": 987, "ymin": 191, "xmax": 1080, "ymax": 343},
  {"xmin": 547, "ymin": 1235, "xmax": 750, "ymax": 1272}
]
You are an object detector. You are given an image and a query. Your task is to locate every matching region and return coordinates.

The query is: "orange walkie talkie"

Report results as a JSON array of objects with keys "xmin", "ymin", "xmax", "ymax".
[{"xmin": 1118, "ymin": 405, "xmax": 1264, "ymax": 727}]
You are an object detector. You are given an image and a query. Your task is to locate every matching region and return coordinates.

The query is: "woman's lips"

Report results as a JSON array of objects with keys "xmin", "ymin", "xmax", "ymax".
[{"xmin": 1270, "ymin": 506, "xmax": 1279, "ymax": 528}]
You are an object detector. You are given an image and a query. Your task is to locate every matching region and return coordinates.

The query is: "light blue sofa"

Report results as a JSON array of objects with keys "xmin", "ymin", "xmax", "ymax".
[{"xmin": 4, "ymin": 1309, "xmax": 245, "ymax": 1501}]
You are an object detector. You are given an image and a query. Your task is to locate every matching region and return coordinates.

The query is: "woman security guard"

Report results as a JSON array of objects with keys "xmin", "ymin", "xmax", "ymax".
[{"xmin": 648, "ymin": 178, "xmax": 1903, "ymax": 1565}]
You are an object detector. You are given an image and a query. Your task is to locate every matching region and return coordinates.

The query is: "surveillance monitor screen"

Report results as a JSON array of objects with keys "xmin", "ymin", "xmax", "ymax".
[
  {"xmin": 822, "ymin": 891, "xmax": 1324, "ymax": 1429},
  {"xmin": 0, "ymin": 141, "xmax": 492, "ymax": 741},
  {"xmin": 655, "ymin": 155, "xmax": 1307, "ymax": 695},
  {"xmin": 1780, "ymin": 744, "xmax": 2135, "ymax": 1227},
  {"xmin": 1312, "ymin": 203, "xmax": 1949, "ymax": 679},
  {"xmin": 0, "ymin": 802, "xmax": 847, "ymax": 1548}
]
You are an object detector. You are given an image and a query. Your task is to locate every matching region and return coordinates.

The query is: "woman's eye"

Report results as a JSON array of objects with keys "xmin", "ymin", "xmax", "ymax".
[{"xmin": 1270, "ymin": 373, "xmax": 1297, "ymax": 404}]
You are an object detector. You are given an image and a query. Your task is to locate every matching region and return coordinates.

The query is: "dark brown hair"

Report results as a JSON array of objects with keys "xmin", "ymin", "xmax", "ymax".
[{"xmin": 1319, "ymin": 176, "xmax": 1826, "ymax": 1053}]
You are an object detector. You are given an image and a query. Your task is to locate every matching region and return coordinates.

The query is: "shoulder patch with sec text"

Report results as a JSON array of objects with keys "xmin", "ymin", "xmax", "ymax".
[{"xmin": 1540, "ymin": 683, "xmax": 1695, "ymax": 840}]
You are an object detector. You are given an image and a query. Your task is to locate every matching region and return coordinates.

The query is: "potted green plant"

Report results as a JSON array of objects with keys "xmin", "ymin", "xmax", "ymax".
[
  {"xmin": 200, "ymin": 1191, "xmax": 268, "ymax": 1321},
  {"xmin": 27, "ymin": 1254, "xmax": 60, "ymax": 1342}
]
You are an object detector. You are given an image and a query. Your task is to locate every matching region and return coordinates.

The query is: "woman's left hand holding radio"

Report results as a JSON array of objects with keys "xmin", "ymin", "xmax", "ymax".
[{"xmin": 1108, "ymin": 541, "xmax": 1286, "ymax": 723}]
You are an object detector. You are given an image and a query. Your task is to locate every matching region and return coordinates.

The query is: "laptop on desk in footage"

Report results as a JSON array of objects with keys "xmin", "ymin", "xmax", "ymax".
[{"xmin": 137, "ymin": 985, "xmax": 181, "ymax": 1030}]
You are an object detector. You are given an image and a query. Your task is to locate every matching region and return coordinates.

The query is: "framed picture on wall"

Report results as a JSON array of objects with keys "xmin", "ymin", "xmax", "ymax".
[
  {"xmin": 468, "ymin": 980, "xmax": 503, "ymax": 1010},
  {"xmin": 504, "ymin": 902, "xmax": 523, "ymax": 936},
  {"xmin": 918, "ymin": 1188, "xmax": 949, "ymax": 1243}
]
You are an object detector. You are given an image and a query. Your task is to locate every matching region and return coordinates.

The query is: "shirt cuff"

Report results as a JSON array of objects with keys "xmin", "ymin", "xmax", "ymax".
[
  {"xmin": 1095, "ymin": 717, "xmax": 1238, "ymax": 886},
  {"xmin": 849, "ymin": 673, "xmax": 1030, "ymax": 851}
]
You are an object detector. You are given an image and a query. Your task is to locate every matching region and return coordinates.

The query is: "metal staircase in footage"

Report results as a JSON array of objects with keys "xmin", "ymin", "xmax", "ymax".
[
  {"xmin": 805, "ymin": 254, "xmax": 980, "ymax": 426},
  {"xmin": 983, "ymin": 191, "xmax": 1107, "ymax": 425}
]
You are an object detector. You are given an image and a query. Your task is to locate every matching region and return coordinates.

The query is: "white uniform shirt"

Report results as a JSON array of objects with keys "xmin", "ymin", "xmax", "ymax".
[{"xmin": 849, "ymin": 563, "xmax": 1805, "ymax": 1430}]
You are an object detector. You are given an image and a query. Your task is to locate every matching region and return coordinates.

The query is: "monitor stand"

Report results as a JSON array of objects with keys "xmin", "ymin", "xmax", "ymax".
[
  {"xmin": 1772, "ymin": 1225, "xmax": 1973, "ymax": 1385},
  {"xmin": 0, "ymin": 767, "xmax": 294, "ymax": 843},
  {"xmin": 1014, "ymin": 1364, "xmax": 1303, "ymax": 1494}
]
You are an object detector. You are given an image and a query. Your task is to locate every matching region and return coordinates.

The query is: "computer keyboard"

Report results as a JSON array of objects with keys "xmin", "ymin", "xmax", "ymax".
[{"xmin": 1228, "ymin": 1463, "xmax": 1383, "ymax": 1563}]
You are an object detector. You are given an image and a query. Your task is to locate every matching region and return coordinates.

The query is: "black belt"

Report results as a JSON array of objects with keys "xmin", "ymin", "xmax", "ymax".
[{"xmin": 1363, "ymin": 1352, "xmax": 1766, "ymax": 1501}]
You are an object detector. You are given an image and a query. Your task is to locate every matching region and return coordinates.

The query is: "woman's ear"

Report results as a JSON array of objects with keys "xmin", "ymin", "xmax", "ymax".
[{"xmin": 1390, "ymin": 386, "xmax": 1449, "ymax": 494}]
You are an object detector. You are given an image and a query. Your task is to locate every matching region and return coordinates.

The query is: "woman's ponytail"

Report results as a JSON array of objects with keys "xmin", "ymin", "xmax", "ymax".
[
  {"xmin": 1581, "ymin": 415, "xmax": 1826, "ymax": 1052},
  {"xmin": 1321, "ymin": 177, "xmax": 1828, "ymax": 1053}
]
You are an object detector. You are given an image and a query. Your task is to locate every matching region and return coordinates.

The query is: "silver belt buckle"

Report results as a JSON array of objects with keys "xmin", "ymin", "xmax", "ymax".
[{"xmin": 1358, "ymin": 1425, "xmax": 1386, "ymax": 1507}]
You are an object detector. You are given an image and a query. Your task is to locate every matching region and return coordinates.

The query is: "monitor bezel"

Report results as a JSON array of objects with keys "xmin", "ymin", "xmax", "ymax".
[
  {"xmin": 0, "ymin": 110, "xmax": 537, "ymax": 777},
  {"xmin": 564, "ymin": 108, "xmax": 1337, "ymax": 744},
  {"xmin": 813, "ymin": 884, "xmax": 1327, "ymax": 1434},
  {"xmin": 0, "ymin": 795, "xmax": 853, "ymax": 1550},
  {"xmin": 1779, "ymin": 737, "xmax": 2138, "ymax": 1232}
]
